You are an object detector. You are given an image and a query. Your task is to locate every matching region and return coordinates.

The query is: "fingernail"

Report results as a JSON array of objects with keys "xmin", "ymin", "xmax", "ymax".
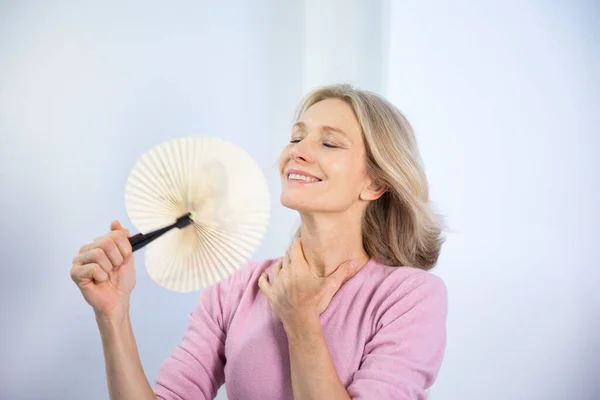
[{"xmin": 349, "ymin": 260, "xmax": 358, "ymax": 269}]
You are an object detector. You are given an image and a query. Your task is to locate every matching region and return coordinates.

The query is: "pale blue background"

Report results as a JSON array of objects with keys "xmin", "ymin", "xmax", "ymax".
[{"xmin": 1, "ymin": 1, "xmax": 598, "ymax": 399}]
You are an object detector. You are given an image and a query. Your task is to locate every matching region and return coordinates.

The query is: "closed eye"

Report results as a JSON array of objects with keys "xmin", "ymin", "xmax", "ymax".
[{"xmin": 289, "ymin": 138, "xmax": 339, "ymax": 149}]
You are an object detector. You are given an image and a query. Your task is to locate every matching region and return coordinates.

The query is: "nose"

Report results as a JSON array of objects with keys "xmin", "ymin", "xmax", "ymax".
[{"xmin": 289, "ymin": 138, "xmax": 315, "ymax": 163}]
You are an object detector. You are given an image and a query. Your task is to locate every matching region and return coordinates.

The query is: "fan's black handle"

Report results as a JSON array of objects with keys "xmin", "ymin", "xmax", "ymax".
[{"xmin": 128, "ymin": 212, "xmax": 193, "ymax": 252}]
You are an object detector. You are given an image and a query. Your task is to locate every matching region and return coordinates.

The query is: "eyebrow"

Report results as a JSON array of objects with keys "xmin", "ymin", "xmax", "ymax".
[{"xmin": 293, "ymin": 121, "xmax": 350, "ymax": 139}]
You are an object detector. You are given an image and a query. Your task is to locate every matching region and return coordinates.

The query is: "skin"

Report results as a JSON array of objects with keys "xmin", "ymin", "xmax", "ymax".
[
  {"xmin": 258, "ymin": 98, "xmax": 386, "ymax": 399},
  {"xmin": 70, "ymin": 97, "xmax": 385, "ymax": 400},
  {"xmin": 70, "ymin": 222, "xmax": 156, "ymax": 400}
]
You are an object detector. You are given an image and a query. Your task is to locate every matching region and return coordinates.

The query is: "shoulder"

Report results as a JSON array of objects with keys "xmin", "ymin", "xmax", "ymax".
[
  {"xmin": 363, "ymin": 260, "xmax": 447, "ymax": 324},
  {"xmin": 365, "ymin": 259, "xmax": 446, "ymax": 294},
  {"xmin": 347, "ymin": 262, "xmax": 448, "ymax": 397}
]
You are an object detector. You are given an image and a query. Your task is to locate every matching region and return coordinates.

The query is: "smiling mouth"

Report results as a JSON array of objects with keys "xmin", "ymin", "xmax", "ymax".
[{"xmin": 287, "ymin": 173, "xmax": 322, "ymax": 183}]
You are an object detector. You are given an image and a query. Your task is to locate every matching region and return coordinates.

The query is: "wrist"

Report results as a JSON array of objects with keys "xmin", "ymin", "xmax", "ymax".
[
  {"xmin": 95, "ymin": 304, "xmax": 131, "ymax": 327},
  {"xmin": 283, "ymin": 311, "xmax": 322, "ymax": 341}
]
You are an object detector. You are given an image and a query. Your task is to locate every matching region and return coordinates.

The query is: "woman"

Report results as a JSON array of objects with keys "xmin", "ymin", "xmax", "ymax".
[{"xmin": 70, "ymin": 84, "xmax": 447, "ymax": 400}]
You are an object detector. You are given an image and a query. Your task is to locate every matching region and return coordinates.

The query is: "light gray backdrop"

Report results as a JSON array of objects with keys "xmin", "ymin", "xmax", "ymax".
[{"xmin": 1, "ymin": 1, "xmax": 598, "ymax": 399}]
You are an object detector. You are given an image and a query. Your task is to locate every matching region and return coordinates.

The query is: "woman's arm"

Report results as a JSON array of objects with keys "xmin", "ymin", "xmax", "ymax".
[
  {"xmin": 96, "ymin": 309, "xmax": 157, "ymax": 400},
  {"xmin": 284, "ymin": 315, "xmax": 351, "ymax": 400},
  {"xmin": 258, "ymin": 241, "xmax": 448, "ymax": 400},
  {"xmin": 282, "ymin": 273, "xmax": 447, "ymax": 400},
  {"xmin": 257, "ymin": 241, "xmax": 359, "ymax": 399},
  {"xmin": 153, "ymin": 261, "xmax": 259, "ymax": 399}
]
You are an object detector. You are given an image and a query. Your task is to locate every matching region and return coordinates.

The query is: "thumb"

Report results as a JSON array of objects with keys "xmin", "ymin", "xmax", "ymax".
[
  {"xmin": 325, "ymin": 260, "xmax": 358, "ymax": 292},
  {"xmin": 110, "ymin": 220, "xmax": 130, "ymax": 236},
  {"xmin": 318, "ymin": 261, "xmax": 357, "ymax": 314}
]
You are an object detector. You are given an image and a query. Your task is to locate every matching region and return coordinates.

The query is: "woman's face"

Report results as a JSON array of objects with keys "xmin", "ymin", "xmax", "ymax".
[{"xmin": 279, "ymin": 98, "xmax": 378, "ymax": 214}]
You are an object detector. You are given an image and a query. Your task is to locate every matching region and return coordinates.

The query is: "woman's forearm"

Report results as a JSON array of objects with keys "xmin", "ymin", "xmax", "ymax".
[
  {"xmin": 96, "ymin": 310, "xmax": 157, "ymax": 400},
  {"xmin": 284, "ymin": 316, "xmax": 351, "ymax": 400}
]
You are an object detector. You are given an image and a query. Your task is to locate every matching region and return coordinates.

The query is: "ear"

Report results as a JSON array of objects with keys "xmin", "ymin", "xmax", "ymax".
[{"xmin": 359, "ymin": 178, "xmax": 387, "ymax": 201}]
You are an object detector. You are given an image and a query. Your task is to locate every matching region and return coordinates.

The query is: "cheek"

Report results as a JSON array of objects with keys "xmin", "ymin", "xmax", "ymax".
[
  {"xmin": 326, "ymin": 155, "xmax": 367, "ymax": 190},
  {"xmin": 326, "ymin": 155, "xmax": 359, "ymax": 179},
  {"xmin": 278, "ymin": 147, "xmax": 291, "ymax": 173}
]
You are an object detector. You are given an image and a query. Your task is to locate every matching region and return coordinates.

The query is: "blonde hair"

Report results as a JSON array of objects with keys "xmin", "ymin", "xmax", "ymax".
[{"xmin": 292, "ymin": 84, "xmax": 445, "ymax": 270}]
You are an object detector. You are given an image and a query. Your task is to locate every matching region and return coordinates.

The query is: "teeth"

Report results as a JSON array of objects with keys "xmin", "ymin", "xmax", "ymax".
[{"xmin": 288, "ymin": 173, "xmax": 319, "ymax": 182}]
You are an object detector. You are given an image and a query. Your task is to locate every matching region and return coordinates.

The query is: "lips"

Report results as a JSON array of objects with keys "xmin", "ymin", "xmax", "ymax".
[{"xmin": 285, "ymin": 168, "xmax": 322, "ymax": 183}]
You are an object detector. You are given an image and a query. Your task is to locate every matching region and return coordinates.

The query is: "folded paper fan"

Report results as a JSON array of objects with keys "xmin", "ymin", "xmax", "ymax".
[{"xmin": 124, "ymin": 136, "xmax": 270, "ymax": 292}]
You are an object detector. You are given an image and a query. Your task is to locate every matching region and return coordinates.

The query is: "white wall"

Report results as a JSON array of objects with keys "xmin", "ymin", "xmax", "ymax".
[
  {"xmin": 387, "ymin": 1, "xmax": 600, "ymax": 399},
  {"xmin": 0, "ymin": 2, "xmax": 305, "ymax": 399},
  {"xmin": 302, "ymin": 0, "xmax": 386, "ymax": 93}
]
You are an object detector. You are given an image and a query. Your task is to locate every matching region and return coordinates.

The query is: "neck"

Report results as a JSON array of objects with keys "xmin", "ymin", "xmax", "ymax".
[{"xmin": 297, "ymin": 211, "xmax": 370, "ymax": 277}]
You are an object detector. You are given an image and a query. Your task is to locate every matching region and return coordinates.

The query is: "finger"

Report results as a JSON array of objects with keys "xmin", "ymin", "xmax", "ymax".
[
  {"xmin": 89, "ymin": 264, "xmax": 109, "ymax": 283},
  {"xmin": 328, "ymin": 260, "xmax": 358, "ymax": 287},
  {"xmin": 272, "ymin": 259, "xmax": 283, "ymax": 281},
  {"xmin": 110, "ymin": 230, "xmax": 133, "ymax": 260},
  {"xmin": 257, "ymin": 271, "xmax": 271, "ymax": 295},
  {"xmin": 288, "ymin": 240, "xmax": 300, "ymax": 262},
  {"xmin": 78, "ymin": 219, "xmax": 129, "ymax": 255},
  {"xmin": 319, "ymin": 264, "xmax": 352, "ymax": 306},
  {"xmin": 78, "ymin": 247, "xmax": 113, "ymax": 275},
  {"xmin": 111, "ymin": 220, "xmax": 130, "ymax": 236},
  {"xmin": 79, "ymin": 238, "xmax": 101, "ymax": 254},
  {"xmin": 70, "ymin": 263, "xmax": 86, "ymax": 284},
  {"xmin": 71, "ymin": 263, "xmax": 108, "ymax": 284},
  {"xmin": 282, "ymin": 252, "xmax": 290, "ymax": 270},
  {"xmin": 97, "ymin": 234, "xmax": 124, "ymax": 268},
  {"xmin": 288, "ymin": 240, "xmax": 308, "ymax": 269},
  {"xmin": 108, "ymin": 232, "xmax": 133, "ymax": 271},
  {"xmin": 72, "ymin": 247, "xmax": 101, "ymax": 267}
]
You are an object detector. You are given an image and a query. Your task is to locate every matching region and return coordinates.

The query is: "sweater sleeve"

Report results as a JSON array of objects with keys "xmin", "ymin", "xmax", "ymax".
[
  {"xmin": 152, "ymin": 262, "xmax": 255, "ymax": 400},
  {"xmin": 347, "ymin": 272, "xmax": 448, "ymax": 400}
]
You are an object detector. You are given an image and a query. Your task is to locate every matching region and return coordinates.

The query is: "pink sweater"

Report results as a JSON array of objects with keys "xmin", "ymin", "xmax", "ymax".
[{"xmin": 153, "ymin": 257, "xmax": 447, "ymax": 400}]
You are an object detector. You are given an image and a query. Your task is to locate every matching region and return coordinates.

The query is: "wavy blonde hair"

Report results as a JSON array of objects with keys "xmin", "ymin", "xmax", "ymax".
[{"xmin": 291, "ymin": 84, "xmax": 445, "ymax": 270}]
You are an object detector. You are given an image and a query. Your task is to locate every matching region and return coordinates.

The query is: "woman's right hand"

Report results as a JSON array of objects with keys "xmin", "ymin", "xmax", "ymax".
[{"xmin": 70, "ymin": 220, "xmax": 136, "ymax": 317}]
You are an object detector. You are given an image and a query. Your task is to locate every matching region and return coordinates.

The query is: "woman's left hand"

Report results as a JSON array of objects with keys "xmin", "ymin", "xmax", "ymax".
[{"xmin": 258, "ymin": 239, "xmax": 358, "ymax": 329}]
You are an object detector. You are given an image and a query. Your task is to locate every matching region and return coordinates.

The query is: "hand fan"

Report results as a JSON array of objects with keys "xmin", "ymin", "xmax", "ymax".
[{"xmin": 124, "ymin": 136, "xmax": 270, "ymax": 293}]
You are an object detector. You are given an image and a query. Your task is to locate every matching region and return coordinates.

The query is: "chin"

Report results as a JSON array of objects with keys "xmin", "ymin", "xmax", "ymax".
[
  {"xmin": 280, "ymin": 192, "xmax": 319, "ymax": 212},
  {"xmin": 280, "ymin": 192, "xmax": 308, "ymax": 211},
  {"xmin": 280, "ymin": 192, "xmax": 343, "ymax": 214}
]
